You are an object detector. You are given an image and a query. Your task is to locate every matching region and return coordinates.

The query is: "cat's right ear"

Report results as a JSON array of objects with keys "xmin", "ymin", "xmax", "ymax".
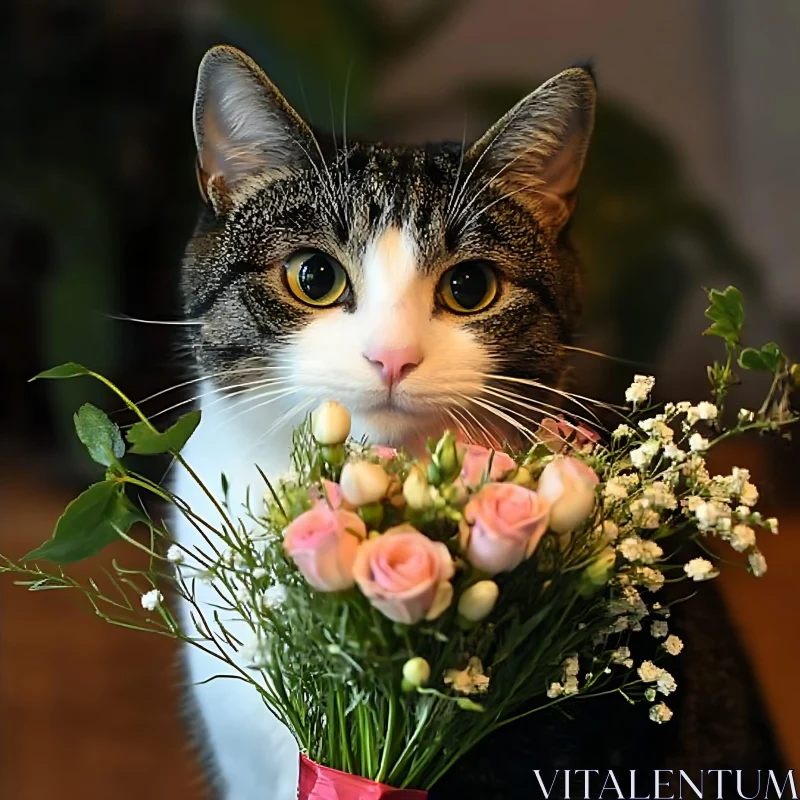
[{"xmin": 193, "ymin": 45, "xmax": 318, "ymax": 211}]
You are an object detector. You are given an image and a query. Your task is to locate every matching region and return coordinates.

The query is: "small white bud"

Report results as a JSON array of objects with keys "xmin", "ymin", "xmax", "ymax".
[
  {"xmin": 166, "ymin": 544, "xmax": 183, "ymax": 564},
  {"xmin": 402, "ymin": 466, "xmax": 432, "ymax": 509},
  {"xmin": 402, "ymin": 656, "xmax": 431, "ymax": 688},
  {"xmin": 141, "ymin": 589, "xmax": 163, "ymax": 611},
  {"xmin": 457, "ymin": 580, "xmax": 500, "ymax": 622},
  {"xmin": 311, "ymin": 400, "xmax": 351, "ymax": 445},
  {"xmin": 340, "ymin": 461, "xmax": 390, "ymax": 506}
]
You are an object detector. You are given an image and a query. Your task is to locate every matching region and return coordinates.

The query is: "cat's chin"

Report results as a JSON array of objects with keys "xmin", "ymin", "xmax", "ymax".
[{"xmin": 354, "ymin": 406, "xmax": 444, "ymax": 452}]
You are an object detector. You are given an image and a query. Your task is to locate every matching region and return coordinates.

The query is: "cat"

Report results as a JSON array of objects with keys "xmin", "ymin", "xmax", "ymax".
[{"xmin": 174, "ymin": 46, "xmax": 782, "ymax": 800}]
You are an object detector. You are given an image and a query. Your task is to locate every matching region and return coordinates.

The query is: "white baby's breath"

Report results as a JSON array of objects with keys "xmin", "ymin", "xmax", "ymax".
[
  {"xmin": 650, "ymin": 620, "xmax": 668, "ymax": 639},
  {"xmin": 166, "ymin": 545, "xmax": 183, "ymax": 564},
  {"xmin": 625, "ymin": 375, "xmax": 655, "ymax": 406},
  {"xmin": 662, "ymin": 442, "xmax": 686, "ymax": 461},
  {"xmin": 263, "ymin": 583, "xmax": 288, "ymax": 609},
  {"xmin": 444, "ymin": 657, "xmax": 490, "ymax": 695},
  {"xmin": 688, "ymin": 433, "xmax": 709, "ymax": 452},
  {"xmin": 649, "ymin": 702, "xmax": 673, "ymax": 724},
  {"xmin": 740, "ymin": 481, "xmax": 759, "ymax": 507},
  {"xmin": 684, "ymin": 557, "xmax": 718, "ymax": 581},
  {"xmin": 765, "ymin": 517, "xmax": 779, "ymax": 534},
  {"xmin": 663, "ymin": 635, "xmax": 684, "ymax": 656},
  {"xmin": 141, "ymin": 589, "xmax": 163, "ymax": 611},
  {"xmin": 748, "ymin": 550, "xmax": 768, "ymax": 577},
  {"xmin": 730, "ymin": 524, "xmax": 756, "ymax": 553}
]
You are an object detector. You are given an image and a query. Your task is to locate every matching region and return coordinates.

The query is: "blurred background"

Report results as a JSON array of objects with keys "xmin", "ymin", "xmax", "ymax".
[{"xmin": 1, "ymin": 1, "xmax": 799, "ymax": 797}]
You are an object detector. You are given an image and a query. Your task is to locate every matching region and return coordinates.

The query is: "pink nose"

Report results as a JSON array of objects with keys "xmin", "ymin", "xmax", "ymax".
[{"xmin": 364, "ymin": 345, "xmax": 422, "ymax": 387}]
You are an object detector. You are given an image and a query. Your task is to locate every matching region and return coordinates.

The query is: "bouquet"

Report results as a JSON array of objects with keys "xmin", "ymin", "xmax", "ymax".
[{"xmin": 3, "ymin": 286, "xmax": 797, "ymax": 798}]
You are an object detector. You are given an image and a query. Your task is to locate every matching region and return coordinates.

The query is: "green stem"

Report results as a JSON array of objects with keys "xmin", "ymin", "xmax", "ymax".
[{"xmin": 375, "ymin": 692, "xmax": 397, "ymax": 784}]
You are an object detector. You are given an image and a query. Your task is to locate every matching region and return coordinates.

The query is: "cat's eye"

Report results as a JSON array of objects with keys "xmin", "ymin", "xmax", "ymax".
[
  {"xmin": 437, "ymin": 261, "xmax": 498, "ymax": 314},
  {"xmin": 285, "ymin": 251, "xmax": 348, "ymax": 307}
]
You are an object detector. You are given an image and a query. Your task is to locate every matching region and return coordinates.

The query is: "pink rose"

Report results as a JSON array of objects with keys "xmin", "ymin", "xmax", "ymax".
[
  {"xmin": 537, "ymin": 456, "xmax": 599, "ymax": 534},
  {"xmin": 309, "ymin": 479, "xmax": 345, "ymax": 510},
  {"xmin": 353, "ymin": 524, "xmax": 455, "ymax": 624},
  {"xmin": 374, "ymin": 445, "xmax": 399, "ymax": 460},
  {"xmin": 538, "ymin": 416, "xmax": 600, "ymax": 453},
  {"xmin": 283, "ymin": 505, "xmax": 366, "ymax": 591},
  {"xmin": 459, "ymin": 444, "xmax": 516, "ymax": 486},
  {"xmin": 462, "ymin": 483, "xmax": 550, "ymax": 574}
]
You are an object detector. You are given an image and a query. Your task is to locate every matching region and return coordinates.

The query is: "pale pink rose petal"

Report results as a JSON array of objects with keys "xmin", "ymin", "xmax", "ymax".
[
  {"xmin": 353, "ymin": 526, "xmax": 455, "ymax": 624},
  {"xmin": 284, "ymin": 505, "xmax": 366, "ymax": 591},
  {"xmin": 459, "ymin": 444, "xmax": 516, "ymax": 486},
  {"xmin": 463, "ymin": 483, "xmax": 550, "ymax": 575},
  {"xmin": 538, "ymin": 456, "xmax": 599, "ymax": 534}
]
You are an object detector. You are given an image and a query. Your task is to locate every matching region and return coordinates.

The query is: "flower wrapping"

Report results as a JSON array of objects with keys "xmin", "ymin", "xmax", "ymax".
[{"xmin": 299, "ymin": 755, "xmax": 428, "ymax": 800}]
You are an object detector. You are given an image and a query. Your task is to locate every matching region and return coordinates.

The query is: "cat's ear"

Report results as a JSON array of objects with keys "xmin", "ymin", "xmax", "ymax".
[
  {"xmin": 193, "ymin": 45, "xmax": 318, "ymax": 209},
  {"xmin": 465, "ymin": 66, "xmax": 596, "ymax": 231}
]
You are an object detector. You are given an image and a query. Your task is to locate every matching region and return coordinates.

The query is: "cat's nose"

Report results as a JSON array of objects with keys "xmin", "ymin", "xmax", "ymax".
[{"xmin": 364, "ymin": 345, "xmax": 422, "ymax": 387}]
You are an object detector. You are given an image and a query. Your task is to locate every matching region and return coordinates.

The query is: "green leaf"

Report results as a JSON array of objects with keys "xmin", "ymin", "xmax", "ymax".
[
  {"xmin": 30, "ymin": 362, "xmax": 91, "ymax": 381},
  {"xmin": 703, "ymin": 286, "xmax": 744, "ymax": 345},
  {"xmin": 126, "ymin": 409, "xmax": 201, "ymax": 455},
  {"xmin": 73, "ymin": 403, "xmax": 125, "ymax": 466},
  {"xmin": 24, "ymin": 481, "xmax": 142, "ymax": 564},
  {"xmin": 738, "ymin": 342, "xmax": 783, "ymax": 372}
]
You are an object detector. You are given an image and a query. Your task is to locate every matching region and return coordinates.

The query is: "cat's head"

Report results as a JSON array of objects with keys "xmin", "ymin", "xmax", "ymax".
[{"xmin": 182, "ymin": 46, "xmax": 596, "ymax": 447}]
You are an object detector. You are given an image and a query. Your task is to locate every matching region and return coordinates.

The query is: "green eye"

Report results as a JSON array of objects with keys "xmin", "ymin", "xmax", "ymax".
[
  {"xmin": 285, "ymin": 251, "xmax": 349, "ymax": 307},
  {"xmin": 438, "ymin": 261, "xmax": 498, "ymax": 313}
]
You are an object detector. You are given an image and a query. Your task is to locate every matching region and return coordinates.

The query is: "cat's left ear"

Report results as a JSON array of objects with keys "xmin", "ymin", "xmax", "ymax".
[
  {"xmin": 466, "ymin": 66, "xmax": 596, "ymax": 231},
  {"xmin": 193, "ymin": 45, "xmax": 319, "ymax": 210}
]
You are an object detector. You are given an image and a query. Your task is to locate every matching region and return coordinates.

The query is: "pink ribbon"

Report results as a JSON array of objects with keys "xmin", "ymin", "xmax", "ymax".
[{"xmin": 298, "ymin": 755, "xmax": 428, "ymax": 800}]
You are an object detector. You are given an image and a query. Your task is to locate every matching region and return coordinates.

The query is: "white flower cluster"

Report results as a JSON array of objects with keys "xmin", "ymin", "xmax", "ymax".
[
  {"xmin": 625, "ymin": 375, "xmax": 656, "ymax": 406},
  {"xmin": 444, "ymin": 657, "xmax": 490, "ymax": 696},
  {"xmin": 547, "ymin": 654, "xmax": 581, "ymax": 698},
  {"xmin": 637, "ymin": 660, "xmax": 677, "ymax": 696}
]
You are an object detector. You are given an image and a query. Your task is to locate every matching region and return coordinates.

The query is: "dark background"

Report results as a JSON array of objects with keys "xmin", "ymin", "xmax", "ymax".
[{"xmin": 1, "ymin": 1, "xmax": 799, "ymax": 797}]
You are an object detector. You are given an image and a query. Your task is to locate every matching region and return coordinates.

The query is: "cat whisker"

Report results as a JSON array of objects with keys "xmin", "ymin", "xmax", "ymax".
[
  {"xmin": 136, "ymin": 377, "xmax": 296, "ymax": 426},
  {"xmin": 456, "ymin": 393, "xmax": 541, "ymax": 446},
  {"xmin": 451, "ymin": 146, "xmax": 544, "ymax": 230},
  {"xmin": 451, "ymin": 401, "xmax": 503, "ymax": 449},
  {"xmin": 562, "ymin": 345, "xmax": 649, "ymax": 367},
  {"xmin": 457, "ymin": 179, "xmax": 542, "ymax": 233},
  {"xmin": 479, "ymin": 373, "xmax": 623, "ymax": 415},
  {"xmin": 208, "ymin": 389, "xmax": 301, "ymax": 436},
  {"xmin": 447, "ymin": 405, "xmax": 479, "ymax": 445},
  {"xmin": 106, "ymin": 313, "xmax": 204, "ymax": 327},
  {"xmin": 479, "ymin": 384, "xmax": 607, "ymax": 432},
  {"xmin": 132, "ymin": 361, "xmax": 283, "ymax": 408},
  {"xmin": 444, "ymin": 116, "xmax": 469, "ymax": 221},
  {"xmin": 446, "ymin": 114, "xmax": 514, "ymax": 226},
  {"xmin": 243, "ymin": 397, "xmax": 315, "ymax": 462}
]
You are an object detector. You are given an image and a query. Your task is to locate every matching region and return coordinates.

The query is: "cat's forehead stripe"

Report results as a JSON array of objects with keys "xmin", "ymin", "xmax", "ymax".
[{"xmin": 362, "ymin": 226, "xmax": 418, "ymax": 303}]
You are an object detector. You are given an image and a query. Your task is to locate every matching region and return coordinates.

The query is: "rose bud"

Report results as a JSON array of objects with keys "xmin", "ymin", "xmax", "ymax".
[
  {"xmin": 458, "ymin": 580, "xmax": 500, "ymax": 622},
  {"xmin": 340, "ymin": 461, "xmax": 390, "ymax": 506},
  {"xmin": 283, "ymin": 505, "xmax": 366, "ymax": 591},
  {"xmin": 459, "ymin": 444, "xmax": 516, "ymax": 486},
  {"xmin": 311, "ymin": 400, "xmax": 351, "ymax": 445},
  {"xmin": 579, "ymin": 546, "xmax": 617, "ymax": 596},
  {"xmin": 403, "ymin": 465, "xmax": 432, "ymax": 510},
  {"xmin": 537, "ymin": 456, "xmax": 599, "ymax": 534},
  {"xmin": 433, "ymin": 430, "xmax": 461, "ymax": 480},
  {"xmin": 402, "ymin": 656, "xmax": 431, "ymax": 689},
  {"xmin": 462, "ymin": 483, "xmax": 550, "ymax": 575},
  {"xmin": 353, "ymin": 524, "xmax": 455, "ymax": 624}
]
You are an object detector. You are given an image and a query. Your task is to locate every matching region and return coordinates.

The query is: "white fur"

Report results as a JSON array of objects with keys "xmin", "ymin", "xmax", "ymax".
[{"xmin": 174, "ymin": 226, "xmax": 490, "ymax": 798}]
